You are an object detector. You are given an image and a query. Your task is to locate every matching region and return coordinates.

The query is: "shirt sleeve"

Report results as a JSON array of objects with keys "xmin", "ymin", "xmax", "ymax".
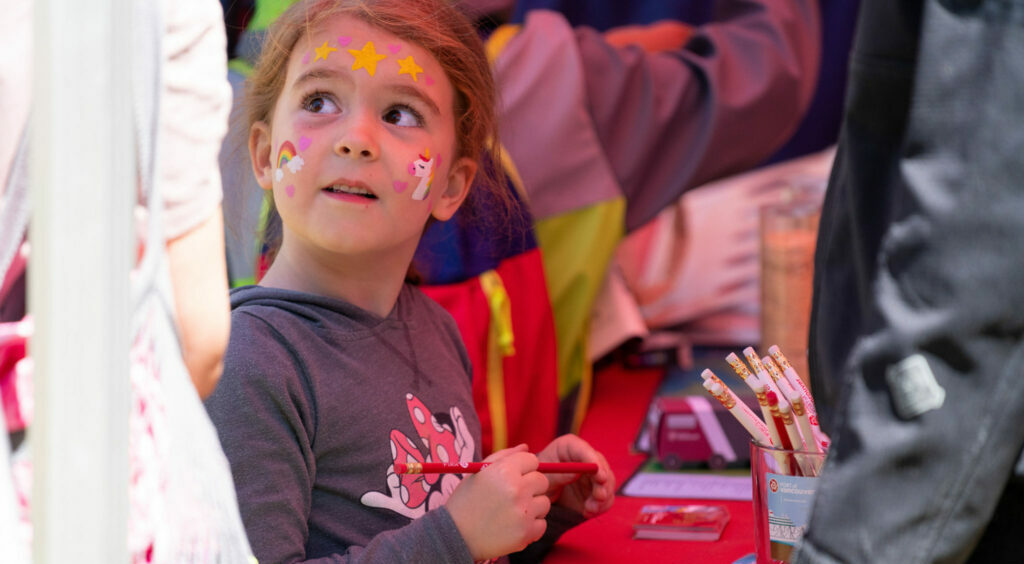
[
  {"xmin": 493, "ymin": 0, "xmax": 820, "ymax": 232},
  {"xmin": 205, "ymin": 312, "xmax": 475, "ymax": 564},
  {"xmin": 157, "ymin": 0, "xmax": 232, "ymax": 240}
]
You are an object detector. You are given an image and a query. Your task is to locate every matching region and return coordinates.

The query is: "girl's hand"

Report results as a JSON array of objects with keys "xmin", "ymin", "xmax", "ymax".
[
  {"xmin": 537, "ymin": 435, "xmax": 615, "ymax": 518},
  {"xmin": 446, "ymin": 445, "xmax": 551, "ymax": 560}
]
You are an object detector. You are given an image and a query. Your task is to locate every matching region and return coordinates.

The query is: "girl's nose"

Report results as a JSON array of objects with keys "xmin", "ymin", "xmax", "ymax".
[{"xmin": 334, "ymin": 120, "xmax": 379, "ymax": 160}]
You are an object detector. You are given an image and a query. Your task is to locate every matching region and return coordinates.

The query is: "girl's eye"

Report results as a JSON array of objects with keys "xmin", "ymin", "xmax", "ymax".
[
  {"xmin": 302, "ymin": 93, "xmax": 339, "ymax": 114},
  {"xmin": 383, "ymin": 105, "xmax": 423, "ymax": 127}
]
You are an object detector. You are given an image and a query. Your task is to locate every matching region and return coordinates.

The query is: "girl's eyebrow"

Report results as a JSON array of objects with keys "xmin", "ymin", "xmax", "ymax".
[
  {"xmin": 387, "ymin": 84, "xmax": 441, "ymax": 117},
  {"xmin": 292, "ymin": 67, "xmax": 351, "ymax": 89}
]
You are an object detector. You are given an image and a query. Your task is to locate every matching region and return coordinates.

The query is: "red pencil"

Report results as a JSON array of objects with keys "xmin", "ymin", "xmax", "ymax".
[{"xmin": 396, "ymin": 461, "xmax": 598, "ymax": 474}]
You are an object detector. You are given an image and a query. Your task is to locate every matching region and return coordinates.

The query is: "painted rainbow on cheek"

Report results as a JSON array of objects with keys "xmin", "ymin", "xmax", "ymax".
[{"xmin": 277, "ymin": 141, "xmax": 297, "ymax": 170}]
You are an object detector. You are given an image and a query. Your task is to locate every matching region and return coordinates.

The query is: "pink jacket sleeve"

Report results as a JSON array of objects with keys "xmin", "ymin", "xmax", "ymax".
[{"xmin": 493, "ymin": 0, "xmax": 820, "ymax": 231}]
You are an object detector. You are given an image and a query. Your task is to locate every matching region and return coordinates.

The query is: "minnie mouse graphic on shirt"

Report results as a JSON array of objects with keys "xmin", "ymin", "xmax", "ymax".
[{"xmin": 360, "ymin": 393, "xmax": 475, "ymax": 518}]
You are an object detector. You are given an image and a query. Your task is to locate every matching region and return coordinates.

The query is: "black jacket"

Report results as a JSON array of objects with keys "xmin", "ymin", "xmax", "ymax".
[{"xmin": 798, "ymin": 0, "xmax": 1024, "ymax": 562}]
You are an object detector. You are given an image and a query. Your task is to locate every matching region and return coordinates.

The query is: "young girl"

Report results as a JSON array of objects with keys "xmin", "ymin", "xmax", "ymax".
[{"xmin": 203, "ymin": 1, "xmax": 615, "ymax": 562}]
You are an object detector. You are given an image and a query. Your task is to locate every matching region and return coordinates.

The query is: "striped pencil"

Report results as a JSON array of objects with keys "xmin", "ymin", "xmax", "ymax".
[
  {"xmin": 701, "ymin": 378, "xmax": 771, "ymax": 445},
  {"xmin": 744, "ymin": 346, "xmax": 790, "ymax": 411},
  {"xmin": 767, "ymin": 391, "xmax": 816, "ymax": 476},
  {"xmin": 700, "ymin": 368, "xmax": 770, "ymax": 444},
  {"xmin": 768, "ymin": 345, "xmax": 829, "ymax": 449},
  {"xmin": 764, "ymin": 356, "xmax": 822, "ymax": 454}
]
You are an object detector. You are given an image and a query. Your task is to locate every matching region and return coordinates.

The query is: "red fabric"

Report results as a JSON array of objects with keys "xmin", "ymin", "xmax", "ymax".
[
  {"xmin": 493, "ymin": 250, "xmax": 558, "ymax": 451},
  {"xmin": 0, "ymin": 321, "xmax": 29, "ymax": 432},
  {"xmin": 421, "ymin": 249, "xmax": 558, "ymax": 456},
  {"xmin": 543, "ymin": 363, "xmax": 756, "ymax": 563}
]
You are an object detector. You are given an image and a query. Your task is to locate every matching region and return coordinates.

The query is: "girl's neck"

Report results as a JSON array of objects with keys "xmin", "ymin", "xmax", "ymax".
[{"xmin": 259, "ymin": 242, "xmax": 412, "ymax": 318}]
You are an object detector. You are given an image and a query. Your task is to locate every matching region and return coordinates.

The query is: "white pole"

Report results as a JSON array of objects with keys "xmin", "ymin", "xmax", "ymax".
[{"xmin": 30, "ymin": 0, "xmax": 133, "ymax": 560}]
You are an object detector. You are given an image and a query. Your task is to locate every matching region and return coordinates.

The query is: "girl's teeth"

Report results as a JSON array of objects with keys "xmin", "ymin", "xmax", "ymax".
[{"xmin": 333, "ymin": 185, "xmax": 370, "ymax": 195}]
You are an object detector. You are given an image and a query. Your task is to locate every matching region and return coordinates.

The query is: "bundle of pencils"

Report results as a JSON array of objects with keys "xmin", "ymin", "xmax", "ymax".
[{"xmin": 700, "ymin": 345, "xmax": 829, "ymax": 476}]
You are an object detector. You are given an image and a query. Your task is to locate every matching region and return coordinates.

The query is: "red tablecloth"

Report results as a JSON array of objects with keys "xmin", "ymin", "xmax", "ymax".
[{"xmin": 543, "ymin": 363, "xmax": 756, "ymax": 563}]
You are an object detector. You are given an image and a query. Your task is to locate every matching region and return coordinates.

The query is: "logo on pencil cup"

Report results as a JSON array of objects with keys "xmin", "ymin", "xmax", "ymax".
[{"xmin": 769, "ymin": 479, "xmax": 779, "ymax": 493}]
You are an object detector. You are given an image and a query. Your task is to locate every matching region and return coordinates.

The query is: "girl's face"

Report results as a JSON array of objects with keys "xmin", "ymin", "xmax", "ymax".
[{"xmin": 250, "ymin": 15, "xmax": 475, "ymax": 266}]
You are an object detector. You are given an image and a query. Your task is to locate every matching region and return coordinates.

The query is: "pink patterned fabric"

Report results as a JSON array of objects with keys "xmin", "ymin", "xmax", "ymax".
[
  {"xmin": 0, "ymin": 320, "xmax": 30, "ymax": 433},
  {"xmin": 2, "ymin": 311, "xmax": 227, "ymax": 562}
]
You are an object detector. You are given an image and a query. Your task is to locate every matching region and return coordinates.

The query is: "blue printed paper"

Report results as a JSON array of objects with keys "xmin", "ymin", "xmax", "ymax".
[{"xmin": 765, "ymin": 473, "xmax": 818, "ymax": 546}]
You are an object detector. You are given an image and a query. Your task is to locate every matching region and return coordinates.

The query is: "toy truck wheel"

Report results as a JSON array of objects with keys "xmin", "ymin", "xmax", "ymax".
[
  {"xmin": 662, "ymin": 454, "xmax": 682, "ymax": 470},
  {"xmin": 708, "ymin": 454, "xmax": 727, "ymax": 470}
]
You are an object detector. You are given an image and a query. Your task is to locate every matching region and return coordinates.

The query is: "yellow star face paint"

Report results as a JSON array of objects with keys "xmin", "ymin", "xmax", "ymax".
[
  {"xmin": 349, "ymin": 41, "xmax": 388, "ymax": 76},
  {"xmin": 397, "ymin": 56, "xmax": 424, "ymax": 82}
]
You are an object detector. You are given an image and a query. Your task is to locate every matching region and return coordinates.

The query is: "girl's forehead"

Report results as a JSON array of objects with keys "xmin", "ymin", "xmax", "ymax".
[{"xmin": 289, "ymin": 15, "xmax": 442, "ymax": 78}]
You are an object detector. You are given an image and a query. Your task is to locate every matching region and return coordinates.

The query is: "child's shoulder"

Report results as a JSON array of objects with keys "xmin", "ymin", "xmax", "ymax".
[
  {"xmin": 226, "ymin": 285, "xmax": 331, "ymax": 337},
  {"xmin": 229, "ymin": 284, "xmax": 298, "ymax": 318},
  {"xmin": 399, "ymin": 283, "xmax": 458, "ymax": 325}
]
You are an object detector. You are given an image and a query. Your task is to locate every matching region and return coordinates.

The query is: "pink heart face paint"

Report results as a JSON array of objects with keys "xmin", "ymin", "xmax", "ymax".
[
  {"xmin": 298, "ymin": 136, "xmax": 312, "ymax": 151},
  {"xmin": 285, "ymin": 185, "xmax": 295, "ymax": 198},
  {"xmin": 393, "ymin": 181, "xmax": 409, "ymax": 193},
  {"xmin": 387, "ymin": 43, "xmax": 401, "ymax": 54},
  {"xmin": 337, "ymin": 35, "xmax": 352, "ymax": 46}
]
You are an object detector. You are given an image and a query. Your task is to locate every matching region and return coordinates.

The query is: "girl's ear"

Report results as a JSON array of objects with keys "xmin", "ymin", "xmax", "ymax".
[
  {"xmin": 249, "ymin": 121, "xmax": 274, "ymax": 191},
  {"xmin": 431, "ymin": 156, "xmax": 477, "ymax": 222}
]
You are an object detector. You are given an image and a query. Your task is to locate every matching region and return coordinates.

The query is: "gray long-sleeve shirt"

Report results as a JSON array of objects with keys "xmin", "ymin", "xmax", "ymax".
[{"xmin": 206, "ymin": 285, "xmax": 581, "ymax": 563}]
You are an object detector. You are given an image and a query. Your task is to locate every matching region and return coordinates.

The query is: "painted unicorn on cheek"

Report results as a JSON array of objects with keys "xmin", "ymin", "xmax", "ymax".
[{"xmin": 410, "ymin": 149, "xmax": 439, "ymax": 201}]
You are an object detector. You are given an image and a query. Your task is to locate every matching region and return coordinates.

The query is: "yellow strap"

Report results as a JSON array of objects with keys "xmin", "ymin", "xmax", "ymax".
[
  {"xmin": 480, "ymin": 270, "xmax": 515, "ymax": 356},
  {"xmin": 495, "ymin": 141, "xmax": 529, "ymax": 203},
  {"xmin": 480, "ymin": 270, "xmax": 515, "ymax": 451},
  {"xmin": 484, "ymin": 24, "xmax": 522, "ymax": 64}
]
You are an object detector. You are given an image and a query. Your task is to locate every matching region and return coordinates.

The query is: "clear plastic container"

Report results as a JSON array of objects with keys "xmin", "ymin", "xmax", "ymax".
[{"xmin": 750, "ymin": 440, "xmax": 826, "ymax": 563}]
